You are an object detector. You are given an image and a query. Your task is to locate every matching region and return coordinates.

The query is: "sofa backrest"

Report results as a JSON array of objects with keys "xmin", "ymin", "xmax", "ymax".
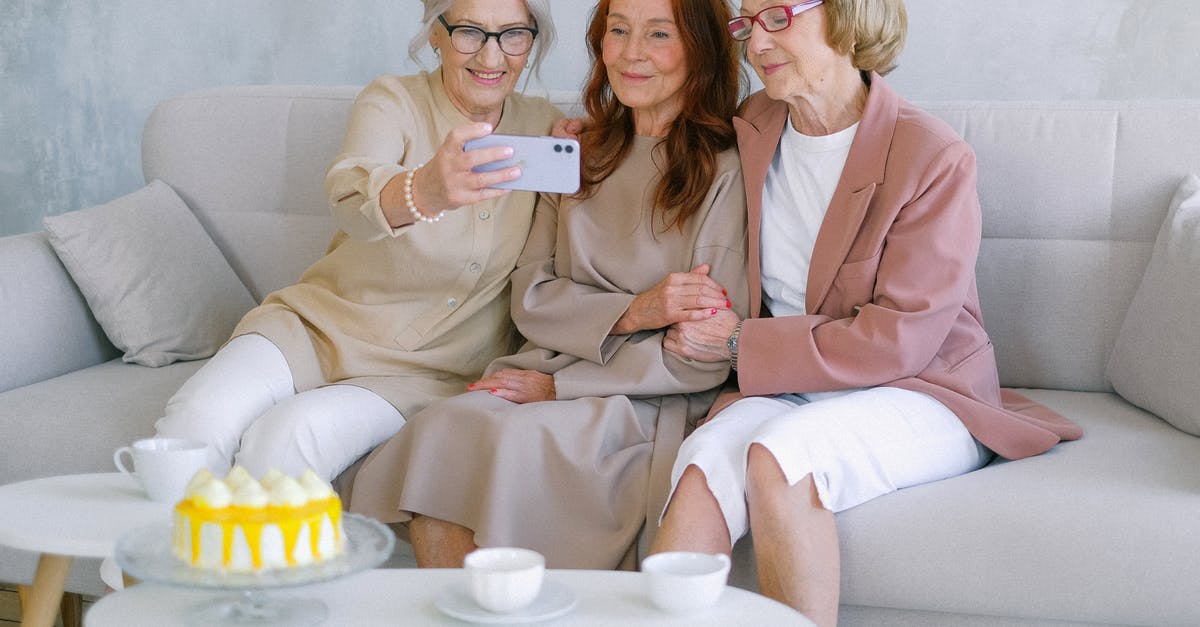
[
  {"xmin": 141, "ymin": 86, "xmax": 1200, "ymax": 393},
  {"xmin": 925, "ymin": 102, "xmax": 1200, "ymax": 392},
  {"xmin": 141, "ymin": 85, "xmax": 584, "ymax": 303}
]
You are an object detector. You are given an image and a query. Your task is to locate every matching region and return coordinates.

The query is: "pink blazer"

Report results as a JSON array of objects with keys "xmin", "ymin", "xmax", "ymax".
[{"xmin": 719, "ymin": 73, "xmax": 1082, "ymax": 460}]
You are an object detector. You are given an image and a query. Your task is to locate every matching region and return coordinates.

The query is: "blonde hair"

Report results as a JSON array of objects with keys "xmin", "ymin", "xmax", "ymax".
[
  {"xmin": 821, "ymin": 0, "xmax": 907, "ymax": 75},
  {"xmin": 408, "ymin": 0, "xmax": 555, "ymax": 77}
]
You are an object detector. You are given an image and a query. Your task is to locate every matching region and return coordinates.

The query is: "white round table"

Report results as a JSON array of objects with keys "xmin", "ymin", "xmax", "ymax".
[
  {"xmin": 86, "ymin": 568, "xmax": 813, "ymax": 626},
  {"xmin": 0, "ymin": 473, "xmax": 172, "ymax": 627}
]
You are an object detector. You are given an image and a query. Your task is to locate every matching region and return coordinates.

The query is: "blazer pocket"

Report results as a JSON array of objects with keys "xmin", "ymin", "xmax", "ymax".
[
  {"xmin": 829, "ymin": 252, "xmax": 882, "ymax": 312},
  {"xmin": 945, "ymin": 341, "xmax": 995, "ymax": 375},
  {"xmin": 835, "ymin": 251, "xmax": 883, "ymax": 280}
]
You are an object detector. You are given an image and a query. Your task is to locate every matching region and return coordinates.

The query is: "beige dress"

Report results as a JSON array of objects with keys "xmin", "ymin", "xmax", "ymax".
[
  {"xmin": 232, "ymin": 71, "xmax": 562, "ymax": 418},
  {"xmin": 349, "ymin": 136, "xmax": 750, "ymax": 569}
]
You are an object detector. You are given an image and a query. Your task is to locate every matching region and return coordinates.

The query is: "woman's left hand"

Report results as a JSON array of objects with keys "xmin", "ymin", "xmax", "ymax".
[
  {"xmin": 468, "ymin": 369, "xmax": 556, "ymax": 404},
  {"xmin": 664, "ymin": 308, "xmax": 741, "ymax": 363}
]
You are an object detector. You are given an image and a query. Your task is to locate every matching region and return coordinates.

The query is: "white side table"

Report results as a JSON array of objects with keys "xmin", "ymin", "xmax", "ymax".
[
  {"xmin": 86, "ymin": 568, "xmax": 813, "ymax": 626},
  {"xmin": 0, "ymin": 473, "xmax": 172, "ymax": 627}
]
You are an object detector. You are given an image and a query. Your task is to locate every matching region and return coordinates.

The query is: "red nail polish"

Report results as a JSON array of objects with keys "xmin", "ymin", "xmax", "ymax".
[
  {"xmin": 725, "ymin": 300, "xmax": 731, "ymax": 308},
  {"xmin": 722, "ymin": 289, "xmax": 727, "ymax": 296},
  {"xmin": 489, "ymin": 389, "xmax": 497, "ymax": 394},
  {"xmin": 710, "ymin": 309, "xmax": 717, "ymax": 315},
  {"xmin": 467, "ymin": 383, "xmax": 475, "ymax": 389}
]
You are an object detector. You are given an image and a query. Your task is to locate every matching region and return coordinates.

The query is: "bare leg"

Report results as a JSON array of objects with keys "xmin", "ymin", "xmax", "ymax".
[
  {"xmin": 746, "ymin": 443, "xmax": 840, "ymax": 627},
  {"xmin": 650, "ymin": 464, "xmax": 731, "ymax": 556},
  {"xmin": 409, "ymin": 515, "xmax": 477, "ymax": 568}
]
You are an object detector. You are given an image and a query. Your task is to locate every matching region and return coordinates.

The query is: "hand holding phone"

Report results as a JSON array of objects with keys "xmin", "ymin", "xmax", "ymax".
[{"xmin": 464, "ymin": 134, "xmax": 581, "ymax": 194}]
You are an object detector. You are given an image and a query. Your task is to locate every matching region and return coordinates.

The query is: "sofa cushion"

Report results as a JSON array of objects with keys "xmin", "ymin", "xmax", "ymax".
[
  {"xmin": 42, "ymin": 181, "xmax": 256, "ymax": 367},
  {"xmin": 831, "ymin": 389, "xmax": 1200, "ymax": 626},
  {"xmin": 732, "ymin": 390, "xmax": 1200, "ymax": 626},
  {"xmin": 1106, "ymin": 173, "xmax": 1200, "ymax": 436},
  {"xmin": 0, "ymin": 357, "xmax": 204, "ymax": 594}
]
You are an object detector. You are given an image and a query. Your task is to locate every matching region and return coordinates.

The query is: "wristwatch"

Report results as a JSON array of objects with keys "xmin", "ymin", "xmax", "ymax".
[{"xmin": 727, "ymin": 321, "xmax": 743, "ymax": 371}]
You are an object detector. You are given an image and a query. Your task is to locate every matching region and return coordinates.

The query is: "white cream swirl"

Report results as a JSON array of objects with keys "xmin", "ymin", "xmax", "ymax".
[
  {"xmin": 268, "ymin": 476, "xmax": 308, "ymax": 507},
  {"xmin": 260, "ymin": 468, "xmax": 287, "ymax": 489},
  {"xmin": 184, "ymin": 468, "xmax": 214, "ymax": 495},
  {"xmin": 188, "ymin": 475, "xmax": 232, "ymax": 508},
  {"xmin": 224, "ymin": 465, "xmax": 254, "ymax": 490},
  {"xmin": 298, "ymin": 469, "xmax": 335, "ymax": 500},
  {"xmin": 232, "ymin": 478, "xmax": 269, "ymax": 508}
]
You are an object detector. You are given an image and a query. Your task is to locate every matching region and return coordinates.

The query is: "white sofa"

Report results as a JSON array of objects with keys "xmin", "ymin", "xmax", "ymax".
[{"xmin": 1, "ymin": 86, "xmax": 1198, "ymax": 626}]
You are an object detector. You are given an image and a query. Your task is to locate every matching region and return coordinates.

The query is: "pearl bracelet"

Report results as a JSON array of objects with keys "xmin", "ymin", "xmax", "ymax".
[{"xmin": 405, "ymin": 163, "xmax": 445, "ymax": 224}]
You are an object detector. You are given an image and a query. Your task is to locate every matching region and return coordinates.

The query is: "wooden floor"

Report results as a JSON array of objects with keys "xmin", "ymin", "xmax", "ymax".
[{"xmin": 0, "ymin": 582, "xmax": 96, "ymax": 627}]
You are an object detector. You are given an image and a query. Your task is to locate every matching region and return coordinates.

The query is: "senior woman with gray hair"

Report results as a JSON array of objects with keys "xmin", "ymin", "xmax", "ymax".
[{"xmin": 154, "ymin": 0, "xmax": 562, "ymax": 482}]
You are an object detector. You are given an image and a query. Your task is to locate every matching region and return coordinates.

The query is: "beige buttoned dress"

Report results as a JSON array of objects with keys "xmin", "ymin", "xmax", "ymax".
[
  {"xmin": 349, "ymin": 136, "xmax": 750, "ymax": 569},
  {"xmin": 232, "ymin": 71, "xmax": 562, "ymax": 419}
]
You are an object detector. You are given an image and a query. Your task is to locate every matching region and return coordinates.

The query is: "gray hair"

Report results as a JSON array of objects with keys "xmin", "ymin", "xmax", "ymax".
[{"xmin": 408, "ymin": 0, "xmax": 556, "ymax": 77}]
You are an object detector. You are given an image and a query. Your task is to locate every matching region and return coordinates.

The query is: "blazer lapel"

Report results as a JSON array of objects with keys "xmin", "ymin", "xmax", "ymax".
[
  {"xmin": 806, "ymin": 72, "xmax": 899, "ymax": 315},
  {"xmin": 734, "ymin": 102, "xmax": 790, "ymax": 319}
]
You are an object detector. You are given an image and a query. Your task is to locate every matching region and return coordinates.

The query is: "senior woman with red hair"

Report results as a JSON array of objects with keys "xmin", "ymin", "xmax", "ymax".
[{"xmin": 350, "ymin": 0, "xmax": 751, "ymax": 571}]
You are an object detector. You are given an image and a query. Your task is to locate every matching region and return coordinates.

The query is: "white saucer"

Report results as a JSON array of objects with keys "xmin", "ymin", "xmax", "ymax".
[{"xmin": 434, "ymin": 580, "xmax": 577, "ymax": 624}]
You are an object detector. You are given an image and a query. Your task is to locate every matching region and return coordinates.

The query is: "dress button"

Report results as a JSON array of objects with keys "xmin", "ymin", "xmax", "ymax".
[
  {"xmin": 478, "ymin": 210, "xmax": 491, "ymax": 220},
  {"xmin": 469, "ymin": 263, "xmax": 482, "ymax": 273},
  {"xmin": 447, "ymin": 298, "xmax": 458, "ymax": 308}
]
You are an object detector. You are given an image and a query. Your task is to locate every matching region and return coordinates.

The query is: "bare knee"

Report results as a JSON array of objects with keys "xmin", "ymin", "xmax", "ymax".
[
  {"xmin": 677, "ymin": 463, "xmax": 709, "ymax": 493},
  {"xmin": 746, "ymin": 443, "xmax": 786, "ymax": 486},
  {"xmin": 655, "ymin": 465, "xmax": 731, "ymax": 555},
  {"xmin": 410, "ymin": 515, "xmax": 477, "ymax": 568},
  {"xmin": 746, "ymin": 444, "xmax": 822, "ymax": 510}
]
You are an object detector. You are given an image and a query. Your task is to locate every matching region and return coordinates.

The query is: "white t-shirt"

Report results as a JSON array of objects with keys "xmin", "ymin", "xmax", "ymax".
[{"xmin": 760, "ymin": 120, "xmax": 858, "ymax": 317}]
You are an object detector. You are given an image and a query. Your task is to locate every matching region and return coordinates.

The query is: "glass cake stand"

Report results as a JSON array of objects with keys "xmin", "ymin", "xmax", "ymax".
[{"xmin": 115, "ymin": 512, "xmax": 394, "ymax": 626}]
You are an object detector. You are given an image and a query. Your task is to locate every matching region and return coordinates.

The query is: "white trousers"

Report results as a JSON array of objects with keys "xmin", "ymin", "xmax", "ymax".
[
  {"xmin": 668, "ymin": 387, "xmax": 992, "ymax": 544},
  {"xmin": 154, "ymin": 334, "xmax": 406, "ymax": 481}
]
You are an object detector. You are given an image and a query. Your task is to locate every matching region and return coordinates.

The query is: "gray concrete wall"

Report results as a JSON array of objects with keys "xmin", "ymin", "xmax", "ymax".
[{"xmin": 2, "ymin": 0, "xmax": 1198, "ymax": 237}]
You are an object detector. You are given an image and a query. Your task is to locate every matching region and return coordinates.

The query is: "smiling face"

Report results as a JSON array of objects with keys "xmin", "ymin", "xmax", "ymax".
[
  {"xmin": 738, "ymin": 0, "xmax": 850, "ymax": 102},
  {"xmin": 431, "ymin": 0, "xmax": 535, "ymax": 125},
  {"xmin": 601, "ymin": 0, "xmax": 688, "ymax": 136}
]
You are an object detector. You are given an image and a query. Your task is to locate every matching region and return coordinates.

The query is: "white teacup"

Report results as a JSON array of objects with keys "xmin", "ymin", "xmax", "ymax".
[
  {"xmin": 641, "ymin": 551, "xmax": 731, "ymax": 613},
  {"xmin": 464, "ymin": 547, "xmax": 545, "ymax": 613},
  {"xmin": 113, "ymin": 437, "xmax": 208, "ymax": 502}
]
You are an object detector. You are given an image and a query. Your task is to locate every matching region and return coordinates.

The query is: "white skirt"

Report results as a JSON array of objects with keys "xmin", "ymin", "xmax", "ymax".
[{"xmin": 666, "ymin": 387, "xmax": 992, "ymax": 544}]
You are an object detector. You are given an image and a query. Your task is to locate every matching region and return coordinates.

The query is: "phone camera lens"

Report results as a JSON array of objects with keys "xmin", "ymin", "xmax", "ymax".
[
  {"xmin": 554, "ymin": 144, "xmax": 563, "ymax": 153},
  {"xmin": 565, "ymin": 145, "xmax": 574, "ymax": 154}
]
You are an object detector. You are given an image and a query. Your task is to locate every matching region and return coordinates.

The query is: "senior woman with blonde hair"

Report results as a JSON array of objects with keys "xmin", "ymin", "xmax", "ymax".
[
  {"xmin": 153, "ymin": 0, "xmax": 562, "ymax": 482},
  {"xmin": 651, "ymin": 1, "xmax": 1082, "ymax": 624}
]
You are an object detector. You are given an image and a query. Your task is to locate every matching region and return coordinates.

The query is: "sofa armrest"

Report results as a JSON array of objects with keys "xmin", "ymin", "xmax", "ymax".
[{"xmin": 0, "ymin": 232, "xmax": 118, "ymax": 393}]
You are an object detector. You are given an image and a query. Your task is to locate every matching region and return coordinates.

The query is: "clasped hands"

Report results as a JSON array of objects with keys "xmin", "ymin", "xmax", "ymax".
[{"xmin": 468, "ymin": 265, "xmax": 740, "ymax": 403}]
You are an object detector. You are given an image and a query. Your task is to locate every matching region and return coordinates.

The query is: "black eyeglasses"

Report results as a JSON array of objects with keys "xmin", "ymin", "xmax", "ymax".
[
  {"xmin": 437, "ymin": 15, "xmax": 538, "ymax": 56},
  {"xmin": 727, "ymin": 1, "xmax": 823, "ymax": 41}
]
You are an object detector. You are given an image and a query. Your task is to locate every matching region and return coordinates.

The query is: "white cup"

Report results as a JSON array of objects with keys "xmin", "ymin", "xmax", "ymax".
[
  {"xmin": 113, "ymin": 437, "xmax": 209, "ymax": 502},
  {"xmin": 464, "ymin": 547, "xmax": 545, "ymax": 613},
  {"xmin": 641, "ymin": 551, "xmax": 731, "ymax": 613}
]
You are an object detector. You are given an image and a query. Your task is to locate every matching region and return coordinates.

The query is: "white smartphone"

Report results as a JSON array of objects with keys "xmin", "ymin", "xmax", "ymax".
[{"xmin": 464, "ymin": 134, "xmax": 581, "ymax": 194}]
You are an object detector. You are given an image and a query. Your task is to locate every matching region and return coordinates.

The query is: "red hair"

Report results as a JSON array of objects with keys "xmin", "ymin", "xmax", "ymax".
[{"xmin": 577, "ymin": 0, "xmax": 741, "ymax": 231}]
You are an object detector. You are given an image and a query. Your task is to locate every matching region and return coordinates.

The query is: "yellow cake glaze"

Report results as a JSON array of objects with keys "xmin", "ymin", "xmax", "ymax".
[{"xmin": 171, "ymin": 468, "xmax": 345, "ymax": 572}]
